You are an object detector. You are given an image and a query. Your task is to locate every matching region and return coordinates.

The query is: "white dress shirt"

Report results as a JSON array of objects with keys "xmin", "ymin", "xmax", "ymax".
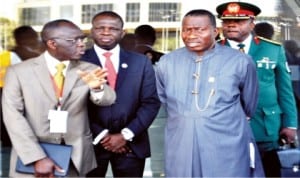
[
  {"xmin": 227, "ymin": 34, "xmax": 253, "ymax": 54},
  {"xmin": 92, "ymin": 45, "xmax": 135, "ymax": 144},
  {"xmin": 94, "ymin": 44, "xmax": 120, "ymax": 73}
]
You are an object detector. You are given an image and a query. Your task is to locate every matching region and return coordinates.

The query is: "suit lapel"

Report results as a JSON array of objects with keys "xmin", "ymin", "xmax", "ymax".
[
  {"xmin": 86, "ymin": 48, "xmax": 102, "ymax": 67},
  {"xmin": 33, "ymin": 55, "xmax": 57, "ymax": 103},
  {"xmin": 116, "ymin": 50, "xmax": 129, "ymax": 90}
]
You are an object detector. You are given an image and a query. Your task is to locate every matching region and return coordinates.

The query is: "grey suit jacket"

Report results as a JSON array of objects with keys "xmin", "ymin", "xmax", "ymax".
[{"xmin": 2, "ymin": 53, "xmax": 116, "ymax": 177}]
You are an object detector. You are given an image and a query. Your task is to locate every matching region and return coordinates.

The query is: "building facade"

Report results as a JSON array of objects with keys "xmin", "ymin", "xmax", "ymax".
[{"xmin": 1, "ymin": 0, "xmax": 299, "ymax": 52}]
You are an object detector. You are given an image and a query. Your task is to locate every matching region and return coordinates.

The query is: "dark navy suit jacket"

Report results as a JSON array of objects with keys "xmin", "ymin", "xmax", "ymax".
[{"xmin": 81, "ymin": 47, "xmax": 161, "ymax": 159}]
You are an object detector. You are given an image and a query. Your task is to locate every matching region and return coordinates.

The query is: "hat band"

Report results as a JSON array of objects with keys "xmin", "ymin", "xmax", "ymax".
[{"xmin": 222, "ymin": 9, "xmax": 255, "ymax": 17}]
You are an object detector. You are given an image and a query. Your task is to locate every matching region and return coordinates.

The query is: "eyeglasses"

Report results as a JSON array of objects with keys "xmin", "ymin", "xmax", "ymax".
[{"xmin": 51, "ymin": 35, "xmax": 88, "ymax": 45}]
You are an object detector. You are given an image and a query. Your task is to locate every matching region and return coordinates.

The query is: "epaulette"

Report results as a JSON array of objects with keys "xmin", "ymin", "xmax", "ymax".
[{"xmin": 256, "ymin": 36, "xmax": 282, "ymax": 45}]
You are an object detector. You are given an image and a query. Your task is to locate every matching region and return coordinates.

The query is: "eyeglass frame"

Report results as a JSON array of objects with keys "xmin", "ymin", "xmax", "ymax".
[{"xmin": 50, "ymin": 35, "xmax": 88, "ymax": 45}]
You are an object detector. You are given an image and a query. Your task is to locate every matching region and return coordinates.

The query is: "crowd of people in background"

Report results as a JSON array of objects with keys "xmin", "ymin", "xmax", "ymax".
[{"xmin": 1, "ymin": 1, "xmax": 300, "ymax": 178}]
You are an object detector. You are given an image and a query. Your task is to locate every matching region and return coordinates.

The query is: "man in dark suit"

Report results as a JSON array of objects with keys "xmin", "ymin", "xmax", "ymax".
[{"xmin": 81, "ymin": 11, "xmax": 161, "ymax": 177}]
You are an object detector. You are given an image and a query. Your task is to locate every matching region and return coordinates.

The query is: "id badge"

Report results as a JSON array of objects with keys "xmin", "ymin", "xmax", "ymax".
[{"xmin": 48, "ymin": 109, "xmax": 68, "ymax": 133}]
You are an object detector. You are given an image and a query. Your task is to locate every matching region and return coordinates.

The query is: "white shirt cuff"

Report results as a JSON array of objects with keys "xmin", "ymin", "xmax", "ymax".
[
  {"xmin": 90, "ymin": 85, "xmax": 104, "ymax": 100},
  {"xmin": 249, "ymin": 142, "xmax": 255, "ymax": 168},
  {"xmin": 93, "ymin": 129, "xmax": 108, "ymax": 145},
  {"xmin": 121, "ymin": 128, "xmax": 134, "ymax": 141}
]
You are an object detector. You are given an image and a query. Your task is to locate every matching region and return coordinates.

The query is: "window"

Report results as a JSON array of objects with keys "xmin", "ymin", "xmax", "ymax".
[
  {"xmin": 126, "ymin": 3, "xmax": 140, "ymax": 22},
  {"xmin": 81, "ymin": 4, "xmax": 113, "ymax": 24},
  {"xmin": 60, "ymin": 5, "xmax": 73, "ymax": 20},
  {"xmin": 149, "ymin": 3, "xmax": 181, "ymax": 22},
  {"xmin": 20, "ymin": 7, "xmax": 50, "ymax": 26}
]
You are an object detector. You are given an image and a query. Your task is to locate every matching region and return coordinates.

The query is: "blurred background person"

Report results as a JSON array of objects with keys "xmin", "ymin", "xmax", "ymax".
[
  {"xmin": 0, "ymin": 48, "xmax": 22, "ymax": 177},
  {"xmin": 1, "ymin": 26, "xmax": 44, "ymax": 175},
  {"xmin": 134, "ymin": 24, "xmax": 164, "ymax": 65},
  {"xmin": 11, "ymin": 25, "xmax": 45, "ymax": 61},
  {"xmin": 119, "ymin": 33, "xmax": 136, "ymax": 51},
  {"xmin": 284, "ymin": 40, "xmax": 300, "ymax": 65},
  {"xmin": 284, "ymin": 40, "xmax": 300, "ymax": 127},
  {"xmin": 0, "ymin": 49, "xmax": 21, "ymax": 147},
  {"xmin": 254, "ymin": 22, "xmax": 274, "ymax": 40}
]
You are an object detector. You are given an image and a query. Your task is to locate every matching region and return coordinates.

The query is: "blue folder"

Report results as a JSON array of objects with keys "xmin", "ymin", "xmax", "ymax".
[{"xmin": 16, "ymin": 142, "xmax": 72, "ymax": 177}]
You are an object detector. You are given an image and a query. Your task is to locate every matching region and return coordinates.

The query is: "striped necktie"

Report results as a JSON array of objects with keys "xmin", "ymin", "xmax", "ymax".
[
  {"xmin": 103, "ymin": 52, "xmax": 117, "ymax": 89},
  {"xmin": 237, "ymin": 43, "xmax": 245, "ymax": 53},
  {"xmin": 54, "ymin": 63, "xmax": 66, "ymax": 98}
]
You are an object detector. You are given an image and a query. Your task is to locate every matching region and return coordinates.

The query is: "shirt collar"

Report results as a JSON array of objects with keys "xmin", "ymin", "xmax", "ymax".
[
  {"xmin": 44, "ymin": 51, "xmax": 70, "ymax": 76},
  {"xmin": 94, "ymin": 44, "xmax": 120, "ymax": 69},
  {"xmin": 227, "ymin": 34, "xmax": 252, "ymax": 54},
  {"xmin": 94, "ymin": 44, "xmax": 120, "ymax": 58},
  {"xmin": 93, "ymin": 44, "xmax": 120, "ymax": 72}
]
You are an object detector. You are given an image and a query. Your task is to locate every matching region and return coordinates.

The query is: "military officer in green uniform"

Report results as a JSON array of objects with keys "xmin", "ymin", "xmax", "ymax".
[{"xmin": 216, "ymin": 1, "xmax": 298, "ymax": 177}]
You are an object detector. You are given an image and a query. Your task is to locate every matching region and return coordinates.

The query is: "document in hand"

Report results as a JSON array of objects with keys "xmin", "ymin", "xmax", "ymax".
[{"xmin": 16, "ymin": 142, "xmax": 73, "ymax": 176}]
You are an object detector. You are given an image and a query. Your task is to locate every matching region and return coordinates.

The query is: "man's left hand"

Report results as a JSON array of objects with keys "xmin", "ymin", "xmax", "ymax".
[
  {"xmin": 280, "ymin": 127, "xmax": 297, "ymax": 144},
  {"xmin": 101, "ymin": 133, "xmax": 128, "ymax": 153},
  {"xmin": 77, "ymin": 67, "xmax": 107, "ymax": 89}
]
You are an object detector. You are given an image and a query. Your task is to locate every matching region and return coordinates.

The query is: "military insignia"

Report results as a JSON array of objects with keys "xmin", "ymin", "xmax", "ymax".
[
  {"xmin": 254, "ymin": 36, "xmax": 260, "ymax": 44},
  {"xmin": 257, "ymin": 36, "xmax": 281, "ymax": 45},
  {"xmin": 257, "ymin": 57, "xmax": 276, "ymax": 69},
  {"xmin": 227, "ymin": 3, "xmax": 240, "ymax": 14}
]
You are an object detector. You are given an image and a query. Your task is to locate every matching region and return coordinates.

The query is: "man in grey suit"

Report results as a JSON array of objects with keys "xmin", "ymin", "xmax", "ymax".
[{"xmin": 2, "ymin": 19, "xmax": 116, "ymax": 177}]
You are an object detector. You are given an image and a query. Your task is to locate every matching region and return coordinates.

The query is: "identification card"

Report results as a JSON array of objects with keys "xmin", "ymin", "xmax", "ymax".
[{"xmin": 48, "ymin": 109, "xmax": 68, "ymax": 133}]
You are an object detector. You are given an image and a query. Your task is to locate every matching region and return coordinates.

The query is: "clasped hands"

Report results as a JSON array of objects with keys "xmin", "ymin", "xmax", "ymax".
[
  {"xmin": 77, "ymin": 67, "xmax": 107, "ymax": 90},
  {"xmin": 100, "ymin": 133, "xmax": 132, "ymax": 154}
]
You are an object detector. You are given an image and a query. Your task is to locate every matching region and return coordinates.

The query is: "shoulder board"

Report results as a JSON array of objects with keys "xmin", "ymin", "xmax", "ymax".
[{"xmin": 256, "ymin": 36, "xmax": 282, "ymax": 45}]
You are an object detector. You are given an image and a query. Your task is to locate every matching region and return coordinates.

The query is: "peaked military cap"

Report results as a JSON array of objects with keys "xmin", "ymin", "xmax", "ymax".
[{"xmin": 216, "ymin": 1, "xmax": 261, "ymax": 20}]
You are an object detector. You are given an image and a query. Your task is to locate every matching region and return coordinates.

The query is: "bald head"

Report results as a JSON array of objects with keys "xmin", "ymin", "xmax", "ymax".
[{"xmin": 41, "ymin": 19, "xmax": 81, "ymax": 44}]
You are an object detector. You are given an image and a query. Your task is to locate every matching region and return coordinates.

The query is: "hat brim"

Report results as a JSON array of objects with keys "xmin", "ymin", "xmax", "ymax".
[{"xmin": 220, "ymin": 16, "xmax": 253, "ymax": 20}]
